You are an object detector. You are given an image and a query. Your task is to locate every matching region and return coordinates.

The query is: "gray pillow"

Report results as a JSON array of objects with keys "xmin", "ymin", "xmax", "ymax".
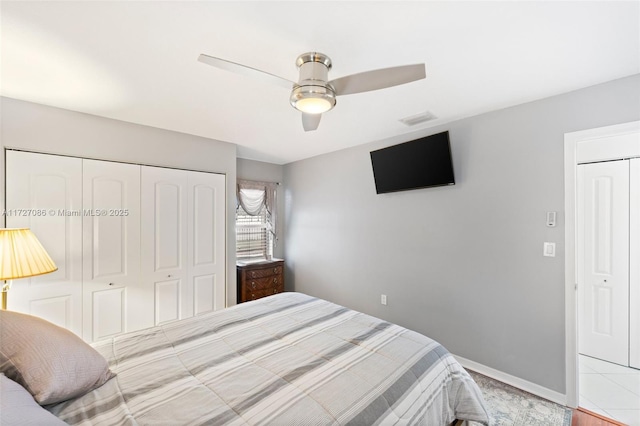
[
  {"xmin": 0, "ymin": 310, "xmax": 114, "ymax": 405},
  {"xmin": 0, "ymin": 374, "xmax": 68, "ymax": 425}
]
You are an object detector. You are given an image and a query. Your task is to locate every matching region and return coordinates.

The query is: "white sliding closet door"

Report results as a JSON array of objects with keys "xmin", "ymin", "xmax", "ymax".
[
  {"xmin": 141, "ymin": 166, "xmax": 188, "ymax": 326},
  {"xmin": 5, "ymin": 151, "xmax": 226, "ymax": 341},
  {"xmin": 5, "ymin": 151, "xmax": 83, "ymax": 336},
  {"xmin": 631, "ymin": 158, "xmax": 640, "ymax": 369},
  {"xmin": 141, "ymin": 168, "xmax": 226, "ymax": 324},
  {"xmin": 578, "ymin": 160, "xmax": 630, "ymax": 366},
  {"xmin": 82, "ymin": 159, "xmax": 141, "ymax": 342},
  {"xmin": 188, "ymin": 171, "xmax": 226, "ymax": 315}
]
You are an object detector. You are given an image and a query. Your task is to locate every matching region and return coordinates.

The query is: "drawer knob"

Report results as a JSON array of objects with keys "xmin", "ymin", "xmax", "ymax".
[
  {"xmin": 251, "ymin": 293, "xmax": 255, "ymax": 298},
  {"xmin": 274, "ymin": 268, "xmax": 278, "ymax": 273},
  {"xmin": 251, "ymin": 272, "xmax": 256, "ymax": 278},
  {"xmin": 273, "ymin": 278, "xmax": 278, "ymax": 283},
  {"xmin": 273, "ymin": 288, "xmax": 277, "ymax": 294},
  {"xmin": 251, "ymin": 282, "xmax": 256, "ymax": 289}
]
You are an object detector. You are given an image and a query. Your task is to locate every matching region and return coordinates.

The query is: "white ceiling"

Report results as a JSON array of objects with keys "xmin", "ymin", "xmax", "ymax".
[{"xmin": 2, "ymin": 1, "xmax": 638, "ymax": 165}]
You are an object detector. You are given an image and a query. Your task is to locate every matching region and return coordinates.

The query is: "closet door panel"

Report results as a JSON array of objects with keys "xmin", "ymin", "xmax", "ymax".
[
  {"xmin": 193, "ymin": 275, "xmax": 215, "ymax": 315},
  {"xmin": 193, "ymin": 184, "xmax": 215, "ymax": 265},
  {"xmin": 631, "ymin": 158, "xmax": 640, "ymax": 369},
  {"xmin": 5, "ymin": 151, "xmax": 83, "ymax": 335},
  {"xmin": 141, "ymin": 166, "xmax": 188, "ymax": 326},
  {"xmin": 84, "ymin": 178, "xmax": 133, "ymax": 279},
  {"xmin": 92, "ymin": 288, "xmax": 125, "ymax": 340},
  {"xmin": 578, "ymin": 160, "xmax": 630, "ymax": 366},
  {"xmin": 156, "ymin": 181, "xmax": 181, "ymax": 269},
  {"xmin": 29, "ymin": 296, "xmax": 73, "ymax": 328},
  {"xmin": 83, "ymin": 159, "xmax": 141, "ymax": 342},
  {"xmin": 188, "ymin": 172, "xmax": 226, "ymax": 315},
  {"xmin": 155, "ymin": 279, "xmax": 181, "ymax": 325}
]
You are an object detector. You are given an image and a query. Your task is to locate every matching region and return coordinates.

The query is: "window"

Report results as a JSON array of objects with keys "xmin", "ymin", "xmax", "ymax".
[
  {"xmin": 236, "ymin": 202, "xmax": 272, "ymax": 260},
  {"xmin": 236, "ymin": 180, "xmax": 277, "ymax": 261}
]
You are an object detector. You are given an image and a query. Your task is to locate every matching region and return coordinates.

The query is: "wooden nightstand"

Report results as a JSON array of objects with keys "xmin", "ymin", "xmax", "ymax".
[{"xmin": 237, "ymin": 259, "xmax": 284, "ymax": 303}]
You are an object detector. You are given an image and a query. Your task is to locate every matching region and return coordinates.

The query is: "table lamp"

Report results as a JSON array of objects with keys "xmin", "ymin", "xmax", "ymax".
[{"xmin": 0, "ymin": 228, "xmax": 58, "ymax": 310}]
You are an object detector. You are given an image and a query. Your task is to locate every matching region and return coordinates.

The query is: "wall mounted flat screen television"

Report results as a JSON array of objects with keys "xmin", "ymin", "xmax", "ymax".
[{"xmin": 370, "ymin": 131, "xmax": 455, "ymax": 194}]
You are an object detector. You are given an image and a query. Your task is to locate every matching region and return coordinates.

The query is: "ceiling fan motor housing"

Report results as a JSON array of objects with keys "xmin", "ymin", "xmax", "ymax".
[{"xmin": 290, "ymin": 52, "xmax": 336, "ymax": 114}]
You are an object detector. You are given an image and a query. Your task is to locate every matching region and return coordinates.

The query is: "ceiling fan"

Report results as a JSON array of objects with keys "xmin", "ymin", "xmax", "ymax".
[{"xmin": 198, "ymin": 52, "xmax": 426, "ymax": 132}]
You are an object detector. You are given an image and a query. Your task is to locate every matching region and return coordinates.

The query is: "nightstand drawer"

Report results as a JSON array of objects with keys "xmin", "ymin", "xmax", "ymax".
[
  {"xmin": 243, "ymin": 275, "xmax": 282, "ymax": 291},
  {"xmin": 245, "ymin": 285, "xmax": 284, "ymax": 301},
  {"xmin": 246, "ymin": 266, "xmax": 283, "ymax": 279}
]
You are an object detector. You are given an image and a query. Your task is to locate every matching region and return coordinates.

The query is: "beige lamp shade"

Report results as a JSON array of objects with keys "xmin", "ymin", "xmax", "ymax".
[{"xmin": 0, "ymin": 228, "xmax": 58, "ymax": 280}]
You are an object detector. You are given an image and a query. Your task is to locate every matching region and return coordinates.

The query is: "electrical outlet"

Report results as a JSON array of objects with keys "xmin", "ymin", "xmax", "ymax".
[
  {"xmin": 543, "ymin": 242, "xmax": 556, "ymax": 257},
  {"xmin": 381, "ymin": 294, "xmax": 387, "ymax": 305}
]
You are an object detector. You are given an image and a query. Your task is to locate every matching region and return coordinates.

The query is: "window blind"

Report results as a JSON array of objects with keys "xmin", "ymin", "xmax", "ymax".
[{"xmin": 236, "ymin": 202, "xmax": 272, "ymax": 260}]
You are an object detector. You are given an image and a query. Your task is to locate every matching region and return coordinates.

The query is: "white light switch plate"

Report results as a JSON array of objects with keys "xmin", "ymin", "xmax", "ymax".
[{"xmin": 543, "ymin": 242, "xmax": 556, "ymax": 257}]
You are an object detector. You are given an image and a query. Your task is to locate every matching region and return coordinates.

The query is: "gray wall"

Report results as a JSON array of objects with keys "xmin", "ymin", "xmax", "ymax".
[
  {"xmin": 0, "ymin": 97, "xmax": 239, "ymax": 306},
  {"xmin": 236, "ymin": 158, "xmax": 286, "ymax": 261},
  {"xmin": 283, "ymin": 74, "xmax": 640, "ymax": 394}
]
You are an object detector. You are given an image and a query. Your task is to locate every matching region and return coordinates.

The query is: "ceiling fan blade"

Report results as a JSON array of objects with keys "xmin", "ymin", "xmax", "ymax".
[
  {"xmin": 329, "ymin": 64, "xmax": 426, "ymax": 96},
  {"xmin": 198, "ymin": 54, "xmax": 294, "ymax": 90},
  {"xmin": 302, "ymin": 113, "xmax": 322, "ymax": 132}
]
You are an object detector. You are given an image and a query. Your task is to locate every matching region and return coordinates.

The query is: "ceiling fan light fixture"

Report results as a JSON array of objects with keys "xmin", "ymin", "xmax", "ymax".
[
  {"xmin": 199, "ymin": 51, "xmax": 426, "ymax": 131},
  {"xmin": 290, "ymin": 85, "xmax": 336, "ymax": 114}
]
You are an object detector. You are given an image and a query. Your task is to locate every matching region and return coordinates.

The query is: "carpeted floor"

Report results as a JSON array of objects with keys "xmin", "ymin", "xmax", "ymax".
[{"xmin": 467, "ymin": 370, "xmax": 573, "ymax": 426}]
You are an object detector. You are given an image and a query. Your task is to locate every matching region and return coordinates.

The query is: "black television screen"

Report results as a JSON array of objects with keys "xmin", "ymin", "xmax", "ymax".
[{"xmin": 370, "ymin": 131, "xmax": 455, "ymax": 194}]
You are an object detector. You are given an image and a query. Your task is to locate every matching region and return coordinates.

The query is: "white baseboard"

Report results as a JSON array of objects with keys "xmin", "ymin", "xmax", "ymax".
[{"xmin": 454, "ymin": 354, "xmax": 567, "ymax": 406}]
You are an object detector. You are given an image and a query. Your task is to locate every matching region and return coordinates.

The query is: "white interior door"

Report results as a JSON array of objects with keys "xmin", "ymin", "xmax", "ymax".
[
  {"xmin": 630, "ymin": 158, "xmax": 640, "ymax": 369},
  {"xmin": 82, "ymin": 159, "xmax": 141, "ymax": 342},
  {"xmin": 141, "ymin": 166, "xmax": 188, "ymax": 326},
  {"xmin": 5, "ymin": 151, "xmax": 83, "ymax": 336},
  {"xmin": 187, "ymin": 171, "xmax": 226, "ymax": 315},
  {"xmin": 578, "ymin": 160, "xmax": 630, "ymax": 366}
]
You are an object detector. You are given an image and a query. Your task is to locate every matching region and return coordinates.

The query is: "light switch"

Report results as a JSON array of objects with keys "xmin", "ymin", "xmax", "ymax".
[
  {"xmin": 543, "ymin": 242, "xmax": 556, "ymax": 257},
  {"xmin": 546, "ymin": 212, "xmax": 557, "ymax": 227}
]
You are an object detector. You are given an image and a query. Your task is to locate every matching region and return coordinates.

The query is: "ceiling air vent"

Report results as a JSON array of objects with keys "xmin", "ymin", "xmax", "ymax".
[{"xmin": 399, "ymin": 111, "xmax": 438, "ymax": 126}]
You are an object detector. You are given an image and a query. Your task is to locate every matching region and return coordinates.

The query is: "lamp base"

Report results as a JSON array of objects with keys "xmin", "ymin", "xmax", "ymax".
[{"xmin": 1, "ymin": 280, "xmax": 10, "ymax": 310}]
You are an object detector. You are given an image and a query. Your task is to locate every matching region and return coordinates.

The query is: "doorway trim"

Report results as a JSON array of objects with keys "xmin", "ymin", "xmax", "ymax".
[{"xmin": 564, "ymin": 120, "xmax": 640, "ymax": 408}]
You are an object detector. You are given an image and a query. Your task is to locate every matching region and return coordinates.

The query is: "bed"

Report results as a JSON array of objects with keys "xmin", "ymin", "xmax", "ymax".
[{"xmin": 1, "ymin": 292, "xmax": 489, "ymax": 425}]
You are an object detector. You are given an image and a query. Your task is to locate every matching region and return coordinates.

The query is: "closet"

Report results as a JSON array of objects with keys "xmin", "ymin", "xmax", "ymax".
[
  {"xmin": 577, "ymin": 156, "xmax": 639, "ymax": 369},
  {"xmin": 5, "ymin": 150, "xmax": 226, "ymax": 342}
]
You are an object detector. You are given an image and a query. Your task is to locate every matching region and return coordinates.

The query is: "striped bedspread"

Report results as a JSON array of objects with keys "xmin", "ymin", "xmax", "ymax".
[{"xmin": 48, "ymin": 292, "xmax": 489, "ymax": 425}]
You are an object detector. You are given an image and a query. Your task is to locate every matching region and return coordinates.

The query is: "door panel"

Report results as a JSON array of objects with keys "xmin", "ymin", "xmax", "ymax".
[
  {"xmin": 630, "ymin": 158, "xmax": 640, "ymax": 369},
  {"xmin": 155, "ymin": 279, "xmax": 181, "ymax": 325},
  {"xmin": 193, "ymin": 274, "xmax": 216, "ymax": 315},
  {"xmin": 83, "ymin": 159, "xmax": 140, "ymax": 342},
  {"xmin": 141, "ymin": 166, "xmax": 188, "ymax": 326},
  {"xmin": 193, "ymin": 185, "xmax": 215, "ymax": 266},
  {"xmin": 5, "ymin": 151, "xmax": 83, "ymax": 336},
  {"xmin": 29, "ymin": 296, "xmax": 72, "ymax": 330},
  {"xmin": 578, "ymin": 160, "xmax": 630, "ymax": 366},
  {"xmin": 92, "ymin": 180, "xmax": 128, "ymax": 277},
  {"xmin": 92, "ymin": 288, "xmax": 125, "ymax": 340},
  {"xmin": 188, "ymin": 172, "xmax": 226, "ymax": 315},
  {"xmin": 155, "ymin": 182, "xmax": 182, "ymax": 270}
]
